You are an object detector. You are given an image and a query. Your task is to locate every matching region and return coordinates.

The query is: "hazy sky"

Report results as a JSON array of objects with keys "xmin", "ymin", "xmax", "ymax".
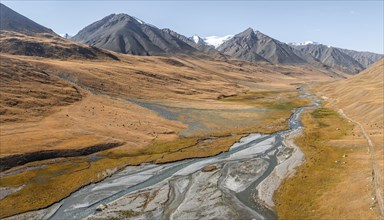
[{"xmin": 3, "ymin": 1, "xmax": 383, "ymax": 53}]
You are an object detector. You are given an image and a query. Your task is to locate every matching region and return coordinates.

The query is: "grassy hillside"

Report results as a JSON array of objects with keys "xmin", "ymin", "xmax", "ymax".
[{"xmin": 275, "ymin": 60, "xmax": 383, "ymax": 219}]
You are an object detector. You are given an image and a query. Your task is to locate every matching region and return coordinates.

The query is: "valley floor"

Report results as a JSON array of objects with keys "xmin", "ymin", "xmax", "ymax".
[
  {"xmin": 274, "ymin": 107, "xmax": 382, "ymax": 219},
  {"xmin": 0, "ymin": 53, "xmax": 319, "ymax": 218},
  {"xmin": 1, "ymin": 51, "xmax": 381, "ymax": 219}
]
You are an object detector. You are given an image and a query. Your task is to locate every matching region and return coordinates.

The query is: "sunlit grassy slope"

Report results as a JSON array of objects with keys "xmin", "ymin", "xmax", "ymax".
[
  {"xmin": 275, "ymin": 60, "xmax": 384, "ymax": 219},
  {"xmin": 275, "ymin": 108, "xmax": 379, "ymax": 219}
]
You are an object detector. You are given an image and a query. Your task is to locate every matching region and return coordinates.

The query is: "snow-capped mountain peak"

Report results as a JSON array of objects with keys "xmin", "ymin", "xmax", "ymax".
[
  {"xmin": 192, "ymin": 35, "xmax": 201, "ymax": 44},
  {"xmin": 189, "ymin": 35, "xmax": 205, "ymax": 45},
  {"xmin": 203, "ymin": 35, "xmax": 234, "ymax": 48}
]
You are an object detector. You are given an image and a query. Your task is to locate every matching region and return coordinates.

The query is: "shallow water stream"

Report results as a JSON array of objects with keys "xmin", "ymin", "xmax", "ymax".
[{"xmin": 36, "ymin": 87, "xmax": 320, "ymax": 220}]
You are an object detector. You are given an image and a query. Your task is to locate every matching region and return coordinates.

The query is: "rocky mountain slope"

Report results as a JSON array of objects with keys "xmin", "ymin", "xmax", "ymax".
[
  {"xmin": 161, "ymin": 28, "xmax": 224, "ymax": 58},
  {"xmin": 72, "ymin": 13, "xmax": 199, "ymax": 56},
  {"xmin": 292, "ymin": 43, "xmax": 364, "ymax": 73},
  {"xmin": 291, "ymin": 43, "xmax": 383, "ymax": 74},
  {"xmin": 217, "ymin": 28, "xmax": 306, "ymax": 64},
  {"xmin": 337, "ymin": 48, "xmax": 384, "ymax": 68},
  {"xmin": 0, "ymin": 3, "xmax": 54, "ymax": 35},
  {"xmin": 71, "ymin": 13, "xmax": 382, "ymax": 74}
]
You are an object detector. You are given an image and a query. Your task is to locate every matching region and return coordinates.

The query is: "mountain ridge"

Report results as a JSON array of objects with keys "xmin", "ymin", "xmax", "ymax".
[
  {"xmin": 217, "ymin": 27, "xmax": 306, "ymax": 64},
  {"xmin": 290, "ymin": 43, "xmax": 383, "ymax": 73},
  {"xmin": 2, "ymin": 4, "xmax": 382, "ymax": 74},
  {"xmin": 0, "ymin": 3, "xmax": 55, "ymax": 35},
  {"xmin": 72, "ymin": 13, "xmax": 199, "ymax": 56}
]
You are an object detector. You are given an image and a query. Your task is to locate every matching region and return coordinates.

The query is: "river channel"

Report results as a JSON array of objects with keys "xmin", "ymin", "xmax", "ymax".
[{"xmin": 19, "ymin": 87, "xmax": 320, "ymax": 220}]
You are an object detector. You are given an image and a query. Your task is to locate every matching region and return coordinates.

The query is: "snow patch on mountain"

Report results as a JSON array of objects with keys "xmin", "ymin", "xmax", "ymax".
[
  {"xmin": 289, "ymin": 41, "xmax": 334, "ymax": 48},
  {"xmin": 192, "ymin": 35, "xmax": 201, "ymax": 44},
  {"xmin": 133, "ymin": 16, "xmax": 144, "ymax": 24},
  {"xmin": 204, "ymin": 35, "xmax": 233, "ymax": 48},
  {"xmin": 290, "ymin": 41, "xmax": 319, "ymax": 46}
]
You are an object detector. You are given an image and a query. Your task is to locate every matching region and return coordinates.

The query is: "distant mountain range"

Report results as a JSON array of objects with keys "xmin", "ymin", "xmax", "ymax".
[
  {"xmin": 1, "ymin": 3, "xmax": 383, "ymax": 74},
  {"xmin": 289, "ymin": 43, "xmax": 382, "ymax": 73},
  {"xmin": 71, "ymin": 13, "xmax": 382, "ymax": 73},
  {"xmin": 190, "ymin": 35, "xmax": 234, "ymax": 48}
]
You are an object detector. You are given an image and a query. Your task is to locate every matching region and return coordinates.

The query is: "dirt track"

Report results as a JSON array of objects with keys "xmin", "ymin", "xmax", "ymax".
[{"xmin": 338, "ymin": 109, "xmax": 384, "ymax": 219}]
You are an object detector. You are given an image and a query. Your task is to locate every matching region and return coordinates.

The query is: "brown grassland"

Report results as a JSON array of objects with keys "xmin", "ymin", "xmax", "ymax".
[
  {"xmin": 275, "ymin": 60, "xmax": 383, "ymax": 219},
  {"xmin": 0, "ymin": 32, "xmax": 335, "ymax": 218},
  {"xmin": 2, "ymin": 31, "xmax": 380, "ymax": 219},
  {"xmin": 317, "ymin": 60, "xmax": 383, "ymax": 177},
  {"xmin": 0, "ymin": 88, "xmax": 310, "ymax": 217},
  {"xmin": 274, "ymin": 108, "xmax": 379, "ymax": 219}
]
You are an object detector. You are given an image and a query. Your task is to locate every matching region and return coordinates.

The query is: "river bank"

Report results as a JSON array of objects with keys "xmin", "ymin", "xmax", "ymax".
[{"xmin": 274, "ymin": 107, "xmax": 380, "ymax": 219}]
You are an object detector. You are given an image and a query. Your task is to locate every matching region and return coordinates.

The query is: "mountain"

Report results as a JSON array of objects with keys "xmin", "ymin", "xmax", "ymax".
[
  {"xmin": 190, "ymin": 34, "xmax": 206, "ymax": 45},
  {"xmin": 203, "ymin": 35, "xmax": 234, "ymax": 48},
  {"xmin": 337, "ymin": 48, "xmax": 384, "ymax": 68},
  {"xmin": 0, "ymin": 3, "xmax": 55, "ymax": 35},
  {"xmin": 289, "ymin": 41, "xmax": 320, "ymax": 46},
  {"xmin": 72, "ymin": 13, "xmax": 198, "ymax": 56},
  {"xmin": 162, "ymin": 29, "xmax": 225, "ymax": 58},
  {"xmin": 217, "ymin": 28, "xmax": 305, "ymax": 64},
  {"xmin": 292, "ymin": 43, "xmax": 366, "ymax": 74},
  {"xmin": 290, "ymin": 42, "xmax": 383, "ymax": 73}
]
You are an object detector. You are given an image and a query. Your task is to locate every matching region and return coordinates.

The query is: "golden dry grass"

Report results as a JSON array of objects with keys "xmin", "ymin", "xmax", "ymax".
[
  {"xmin": 0, "ymin": 31, "xmax": 119, "ymax": 60},
  {"xmin": 0, "ymin": 32, "xmax": 338, "ymax": 217},
  {"xmin": 315, "ymin": 59, "xmax": 384, "ymax": 219},
  {"xmin": 274, "ymin": 108, "xmax": 380, "ymax": 219},
  {"xmin": 318, "ymin": 59, "xmax": 383, "ymax": 126},
  {"xmin": 0, "ymin": 90, "xmax": 310, "ymax": 218}
]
